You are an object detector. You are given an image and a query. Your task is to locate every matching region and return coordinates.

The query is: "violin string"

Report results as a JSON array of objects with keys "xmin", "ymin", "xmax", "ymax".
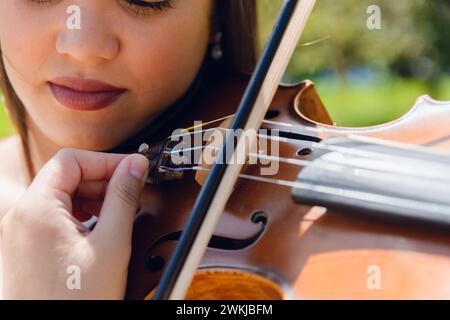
[
  {"xmin": 258, "ymin": 134, "xmax": 450, "ymax": 173},
  {"xmin": 167, "ymin": 113, "xmax": 450, "ymax": 158},
  {"xmin": 168, "ymin": 127, "xmax": 218, "ymax": 140},
  {"xmin": 168, "ymin": 125, "xmax": 447, "ymax": 168},
  {"xmin": 262, "ymin": 118, "xmax": 450, "ymax": 157},
  {"xmin": 167, "ymin": 116, "xmax": 234, "ymax": 140},
  {"xmin": 252, "ymin": 151, "xmax": 450, "ymax": 185},
  {"xmin": 166, "ymin": 145, "xmax": 450, "ymax": 187},
  {"xmin": 259, "ymin": 133, "xmax": 450, "ymax": 165},
  {"xmin": 164, "ymin": 136, "xmax": 450, "ymax": 183},
  {"xmin": 159, "ymin": 165, "xmax": 450, "ymax": 214}
]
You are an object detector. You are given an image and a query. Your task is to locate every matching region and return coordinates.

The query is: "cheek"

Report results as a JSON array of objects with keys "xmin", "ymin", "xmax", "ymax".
[
  {"xmin": 0, "ymin": 1, "xmax": 212, "ymax": 150},
  {"xmin": 0, "ymin": 5, "xmax": 56, "ymax": 138},
  {"xmin": 0, "ymin": 4, "xmax": 53, "ymax": 86},
  {"xmin": 124, "ymin": 2, "xmax": 211, "ymax": 111}
]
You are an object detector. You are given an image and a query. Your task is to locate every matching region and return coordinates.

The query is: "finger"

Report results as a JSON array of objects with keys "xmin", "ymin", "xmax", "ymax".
[
  {"xmin": 32, "ymin": 148, "xmax": 127, "ymax": 195},
  {"xmin": 30, "ymin": 149, "xmax": 128, "ymax": 210},
  {"xmin": 90, "ymin": 154, "xmax": 149, "ymax": 246},
  {"xmin": 76, "ymin": 180, "xmax": 109, "ymax": 200}
]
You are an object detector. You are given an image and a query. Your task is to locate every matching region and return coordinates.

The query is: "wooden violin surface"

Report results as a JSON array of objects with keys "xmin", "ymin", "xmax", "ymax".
[{"xmin": 125, "ymin": 73, "xmax": 450, "ymax": 300}]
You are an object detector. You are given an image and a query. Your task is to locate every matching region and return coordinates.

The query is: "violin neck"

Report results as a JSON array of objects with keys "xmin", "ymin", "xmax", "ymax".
[{"xmin": 291, "ymin": 137, "xmax": 450, "ymax": 229}]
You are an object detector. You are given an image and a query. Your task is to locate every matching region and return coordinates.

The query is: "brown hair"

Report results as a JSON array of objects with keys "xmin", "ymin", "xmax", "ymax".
[
  {"xmin": 218, "ymin": 0, "xmax": 258, "ymax": 74},
  {"xmin": 0, "ymin": 0, "xmax": 258, "ymax": 181}
]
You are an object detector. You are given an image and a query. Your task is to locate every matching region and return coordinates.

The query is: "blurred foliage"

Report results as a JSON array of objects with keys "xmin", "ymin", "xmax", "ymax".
[
  {"xmin": 260, "ymin": 1, "xmax": 423, "ymax": 75},
  {"xmin": 258, "ymin": 0, "xmax": 450, "ymax": 126}
]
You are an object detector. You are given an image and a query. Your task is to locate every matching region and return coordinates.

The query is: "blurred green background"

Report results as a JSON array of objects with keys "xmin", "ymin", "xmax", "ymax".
[
  {"xmin": 1, "ymin": 0, "xmax": 449, "ymax": 138},
  {"xmin": 0, "ymin": 98, "xmax": 14, "ymax": 137},
  {"xmin": 259, "ymin": 0, "xmax": 450, "ymax": 126}
]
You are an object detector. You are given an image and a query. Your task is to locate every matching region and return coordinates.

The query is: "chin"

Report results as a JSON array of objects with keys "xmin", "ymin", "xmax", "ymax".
[{"xmin": 55, "ymin": 132, "xmax": 124, "ymax": 152}]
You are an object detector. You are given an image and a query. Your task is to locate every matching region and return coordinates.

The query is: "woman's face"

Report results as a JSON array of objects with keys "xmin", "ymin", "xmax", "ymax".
[{"xmin": 0, "ymin": 0, "xmax": 213, "ymax": 150}]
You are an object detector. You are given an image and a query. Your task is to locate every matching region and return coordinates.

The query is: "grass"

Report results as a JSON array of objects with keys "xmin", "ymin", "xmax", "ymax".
[
  {"xmin": 315, "ymin": 76, "xmax": 450, "ymax": 127},
  {"xmin": 0, "ymin": 76, "xmax": 448, "ymax": 138}
]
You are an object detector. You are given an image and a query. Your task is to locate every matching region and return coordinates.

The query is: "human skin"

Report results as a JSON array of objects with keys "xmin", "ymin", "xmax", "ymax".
[
  {"xmin": 0, "ymin": 0, "xmax": 213, "ymax": 299},
  {"xmin": 0, "ymin": 0, "xmax": 213, "ymax": 174},
  {"xmin": 1, "ymin": 150, "xmax": 150, "ymax": 299}
]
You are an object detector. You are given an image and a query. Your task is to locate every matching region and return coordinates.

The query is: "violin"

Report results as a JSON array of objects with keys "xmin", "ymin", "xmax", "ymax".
[{"xmin": 111, "ymin": 0, "xmax": 450, "ymax": 299}]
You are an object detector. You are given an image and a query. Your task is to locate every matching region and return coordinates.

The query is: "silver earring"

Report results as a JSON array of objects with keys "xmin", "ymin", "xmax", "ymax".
[{"xmin": 211, "ymin": 32, "xmax": 223, "ymax": 61}]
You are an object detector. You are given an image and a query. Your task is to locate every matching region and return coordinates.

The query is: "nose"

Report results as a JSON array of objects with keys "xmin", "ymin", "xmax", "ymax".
[{"xmin": 55, "ymin": 9, "xmax": 119, "ymax": 64}]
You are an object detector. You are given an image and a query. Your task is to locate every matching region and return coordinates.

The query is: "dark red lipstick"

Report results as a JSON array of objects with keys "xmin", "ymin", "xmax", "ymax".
[{"xmin": 49, "ymin": 77, "xmax": 126, "ymax": 111}]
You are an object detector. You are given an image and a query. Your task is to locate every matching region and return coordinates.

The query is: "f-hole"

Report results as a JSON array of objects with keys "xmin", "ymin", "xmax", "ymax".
[{"xmin": 145, "ymin": 211, "xmax": 268, "ymax": 273}]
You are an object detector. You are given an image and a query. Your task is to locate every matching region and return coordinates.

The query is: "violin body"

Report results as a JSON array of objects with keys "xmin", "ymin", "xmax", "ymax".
[{"xmin": 125, "ymin": 72, "xmax": 450, "ymax": 299}]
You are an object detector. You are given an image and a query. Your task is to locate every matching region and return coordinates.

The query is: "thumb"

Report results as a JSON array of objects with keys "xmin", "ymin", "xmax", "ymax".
[{"xmin": 91, "ymin": 153, "xmax": 149, "ymax": 246}]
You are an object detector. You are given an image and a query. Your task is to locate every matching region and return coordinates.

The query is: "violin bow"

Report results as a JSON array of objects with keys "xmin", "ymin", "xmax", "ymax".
[{"xmin": 153, "ymin": 0, "xmax": 317, "ymax": 300}]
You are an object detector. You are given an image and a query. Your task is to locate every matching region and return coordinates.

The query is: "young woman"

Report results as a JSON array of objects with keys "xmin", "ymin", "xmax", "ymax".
[{"xmin": 0, "ymin": 0, "xmax": 258, "ymax": 299}]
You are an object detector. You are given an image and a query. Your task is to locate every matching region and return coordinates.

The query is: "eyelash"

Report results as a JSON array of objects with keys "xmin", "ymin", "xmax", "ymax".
[
  {"xmin": 27, "ymin": 0, "xmax": 174, "ymax": 16},
  {"xmin": 27, "ymin": 0, "xmax": 54, "ymax": 5},
  {"xmin": 119, "ymin": 0, "xmax": 174, "ymax": 16}
]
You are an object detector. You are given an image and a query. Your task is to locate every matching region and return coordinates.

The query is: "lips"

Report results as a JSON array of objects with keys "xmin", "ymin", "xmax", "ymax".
[{"xmin": 48, "ymin": 77, "xmax": 126, "ymax": 111}]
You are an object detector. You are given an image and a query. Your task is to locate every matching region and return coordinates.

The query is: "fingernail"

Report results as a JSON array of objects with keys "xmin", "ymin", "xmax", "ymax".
[{"xmin": 129, "ymin": 155, "xmax": 149, "ymax": 182}]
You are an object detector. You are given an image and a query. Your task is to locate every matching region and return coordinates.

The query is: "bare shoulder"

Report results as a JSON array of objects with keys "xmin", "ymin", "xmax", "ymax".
[{"xmin": 0, "ymin": 135, "xmax": 28, "ymax": 219}]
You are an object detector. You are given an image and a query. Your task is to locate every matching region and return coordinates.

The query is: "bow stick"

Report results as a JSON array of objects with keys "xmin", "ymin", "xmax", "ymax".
[{"xmin": 153, "ymin": 0, "xmax": 317, "ymax": 300}]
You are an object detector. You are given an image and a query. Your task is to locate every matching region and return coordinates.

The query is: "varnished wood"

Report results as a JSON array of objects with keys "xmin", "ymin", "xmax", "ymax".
[
  {"xmin": 125, "ymin": 72, "xmax": 450, "ymax": 300},
  {"xmin": 145, "ymin": 269, "xmax": 285, "ymax": 300},
  {"xmin": 161, "ymin": 0, "xmax": 318, "ymax": 299}
]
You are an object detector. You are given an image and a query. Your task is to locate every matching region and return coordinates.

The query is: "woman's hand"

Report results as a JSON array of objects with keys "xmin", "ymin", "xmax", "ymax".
[{"xmin": 0, "ymin": 148, "xmax": 149, "ymax": 299}]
